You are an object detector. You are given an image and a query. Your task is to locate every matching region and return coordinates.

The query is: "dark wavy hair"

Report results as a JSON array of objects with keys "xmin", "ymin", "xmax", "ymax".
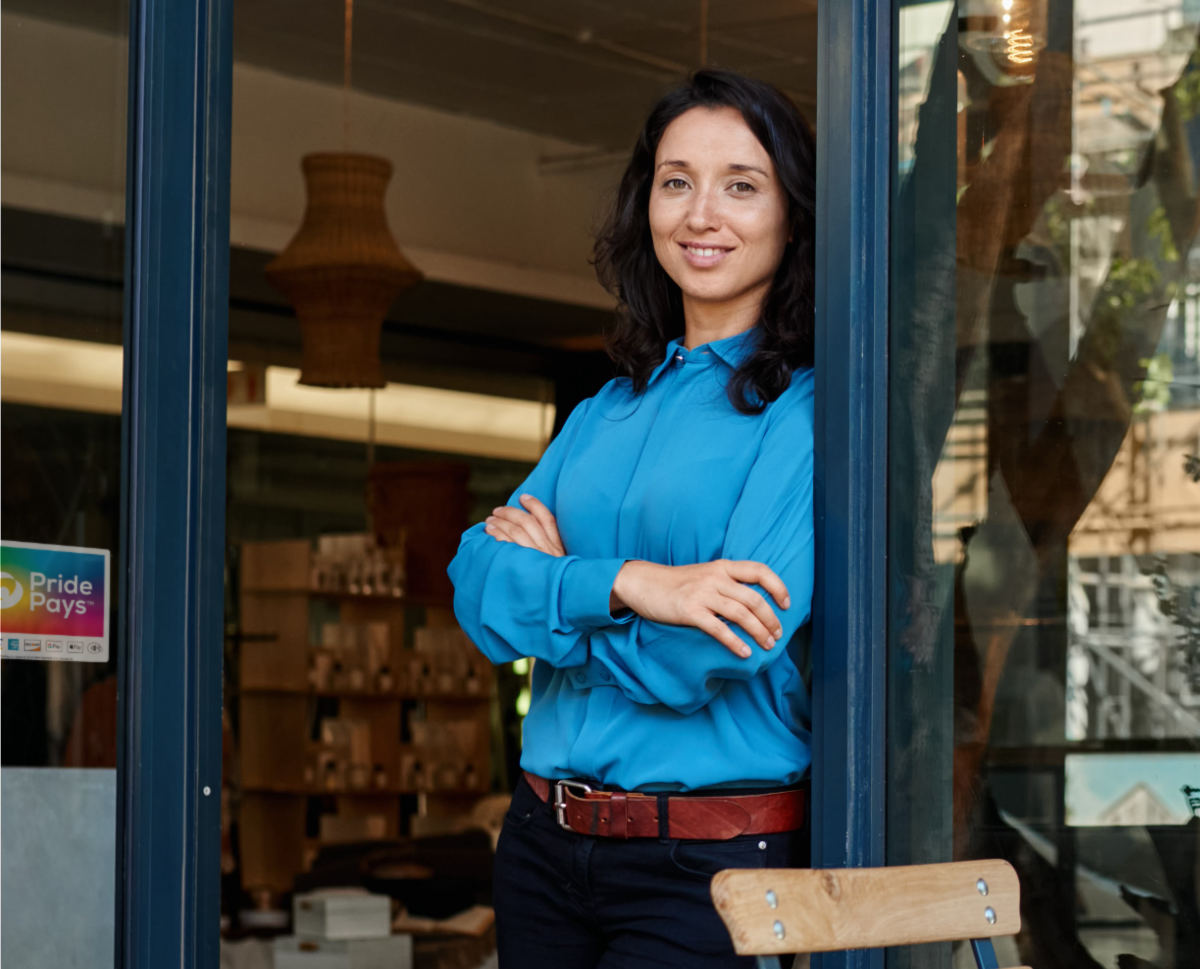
[{"xmin": 593, "ymin": 69, "xmax": 815, "ymax": 414}]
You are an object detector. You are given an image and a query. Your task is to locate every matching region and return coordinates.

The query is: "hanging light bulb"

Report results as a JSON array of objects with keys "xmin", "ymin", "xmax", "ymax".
[{"xmin": 1001, "ymin": 0, "xmax": 1040, "ymax": 72}]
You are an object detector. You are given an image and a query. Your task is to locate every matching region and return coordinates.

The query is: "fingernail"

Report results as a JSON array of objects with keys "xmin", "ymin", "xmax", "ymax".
[
  {"xmin": 519, "ymin": 493, "xmax": 531, "ymax": 501},
  {"xmin": 782, "ymin": 596, "xmax": 791, "ymax": 609},
  {"xmin": 739, "ymin": 645, "xmax": 752, "ymax": 658},
  {"xmin": 765, "ymin": 637, "xmax": 776, "ymax": 650}
]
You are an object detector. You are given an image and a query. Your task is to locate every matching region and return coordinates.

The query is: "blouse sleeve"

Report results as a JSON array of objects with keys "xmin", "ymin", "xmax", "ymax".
[
  {"xmin": 570, "ymin": 382, "xmax": 815, "ymax": 715},
  {"xmin": 446, "ymin": 397, "xmax": 628, "ymax": 668}
]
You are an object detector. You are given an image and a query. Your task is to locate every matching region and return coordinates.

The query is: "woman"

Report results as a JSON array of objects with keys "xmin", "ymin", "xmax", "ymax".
[{"xmin": 447, "ymin": 68, "xmax": 816, "ymax": 968}]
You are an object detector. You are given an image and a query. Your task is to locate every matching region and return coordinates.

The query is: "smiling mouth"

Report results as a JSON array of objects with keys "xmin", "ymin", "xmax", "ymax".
[{"xmin": 681, "ymin": 244, "xmax": 732, "ymax": 257}]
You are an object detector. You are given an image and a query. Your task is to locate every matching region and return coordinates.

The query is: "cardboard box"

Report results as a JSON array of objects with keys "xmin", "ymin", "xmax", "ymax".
[
  {"xmin": 293, "ymin": 889, "xmax": 391, "ymax": 940},
  {"xmin": 273, "ymin": 934, "xmax": 412, "ymax": 969}
]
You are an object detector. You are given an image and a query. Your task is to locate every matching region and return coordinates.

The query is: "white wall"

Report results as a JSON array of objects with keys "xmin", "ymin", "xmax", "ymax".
[{"xmin": 2, "ymin": 13, "xmax": 621, "ymax": 308}]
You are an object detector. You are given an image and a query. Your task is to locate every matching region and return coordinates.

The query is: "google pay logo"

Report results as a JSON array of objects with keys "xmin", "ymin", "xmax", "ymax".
[{"xmin": 0, "ymin": 571, "xmax": 24, "ymax": 610}]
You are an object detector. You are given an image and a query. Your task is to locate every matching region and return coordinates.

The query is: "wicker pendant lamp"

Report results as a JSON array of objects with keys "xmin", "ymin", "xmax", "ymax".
[
  {"xmin": 266, "ymin": 152, "xmax": 422, "ymax": 387},
  {"xmin": 265, "ymin": 0, "xmax": 422, "ymax": 388}
]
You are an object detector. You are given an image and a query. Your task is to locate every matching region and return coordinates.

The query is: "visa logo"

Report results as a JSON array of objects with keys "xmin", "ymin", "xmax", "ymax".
[{"xmin": 24, "ymin": 639, "xmax": 42, "ymax": 652}]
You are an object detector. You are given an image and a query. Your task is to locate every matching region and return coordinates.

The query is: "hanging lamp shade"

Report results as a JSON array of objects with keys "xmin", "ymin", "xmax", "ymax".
[{"xmin": 266, "ymin": 152, "xmax": 422, "ymax": 388}]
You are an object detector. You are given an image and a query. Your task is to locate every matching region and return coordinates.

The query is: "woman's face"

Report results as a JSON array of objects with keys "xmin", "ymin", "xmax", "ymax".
[{"xmin": 648, "ymin": 105, "xmax": 789, "ymax": 327}]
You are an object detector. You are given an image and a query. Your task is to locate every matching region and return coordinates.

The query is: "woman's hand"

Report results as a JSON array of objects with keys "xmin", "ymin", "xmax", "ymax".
[
  {"xmin": 484, "ymin": 499, "xmax": 788, "ymax": 659},
  {"xmin": 484, "ymin": 494, "xmax": 565, "ymax": 557},
  {"xmin": 611, "ymin": 560, "xmax": 789, "ymax": 659}
]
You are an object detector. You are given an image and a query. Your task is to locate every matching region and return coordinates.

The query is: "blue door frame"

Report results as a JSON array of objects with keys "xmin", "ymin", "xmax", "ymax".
[
  {"xmin": 812, "ymin": 3, "xmax": 890, "ymax": 969},
  {"xmin": 116, "ymin": 0, "xmax": 232, "ymax": 966},
  {"xmin": 113, "ymin": 0, "xmax": 891, "ymax": 964}
]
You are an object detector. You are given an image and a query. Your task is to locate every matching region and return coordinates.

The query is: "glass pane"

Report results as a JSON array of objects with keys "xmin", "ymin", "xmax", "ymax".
[
  {"xmin": 890, "ymin": 2, "xmax": 1200, "ymax": 968},
  {"xmin": 1, "ymin": 3, "xmax": 129, "ymax": 966},
  {"xmin": 219, "ymin": 0, "xmax": 817, "ymax": 958}
]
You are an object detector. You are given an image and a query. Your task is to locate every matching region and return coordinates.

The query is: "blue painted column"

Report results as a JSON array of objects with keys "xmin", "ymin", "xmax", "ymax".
[
  {"xmin": 117, "ymin": 0, "xmax": 232, "ymax": 966},
  {"xmin": 812, "ymin": 0, "xmax": 890, "ymax": 967}
]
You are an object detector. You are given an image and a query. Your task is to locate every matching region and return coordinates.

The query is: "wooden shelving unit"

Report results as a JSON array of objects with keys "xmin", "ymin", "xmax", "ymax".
[{"xmin": 234, "ymin": 538, "xmax": 493, "ymax": 896}]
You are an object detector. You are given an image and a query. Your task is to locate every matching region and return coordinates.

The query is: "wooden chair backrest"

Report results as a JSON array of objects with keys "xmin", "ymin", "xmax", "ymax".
[{"xmin": 711, "ymin": 860, "xmax": 1021, "ymax": 958}]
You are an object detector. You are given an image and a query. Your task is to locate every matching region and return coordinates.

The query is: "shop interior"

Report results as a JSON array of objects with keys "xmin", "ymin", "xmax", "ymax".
[
  {"xmin": 4, "ymin": 3, "xmax": 1198, "ymax": 969},
  {"xmin": 1, "ymin": 1, "xmax": 819, "ymax": 963}
]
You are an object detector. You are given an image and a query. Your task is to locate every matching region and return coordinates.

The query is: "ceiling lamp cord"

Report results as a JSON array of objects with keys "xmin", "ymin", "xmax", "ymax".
[
  {"xmin": 340, "ymin": 0, "xmax": 378, "ymax": 461},
  {"xmin": 343, "ymin": 0, "xmax": 354, "ymax": 150}
]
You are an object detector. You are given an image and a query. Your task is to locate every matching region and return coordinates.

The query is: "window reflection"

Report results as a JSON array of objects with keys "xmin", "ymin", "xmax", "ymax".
[{"xmin": 891, "ymin": 2, "xmax": 1200, "ymax": 968}]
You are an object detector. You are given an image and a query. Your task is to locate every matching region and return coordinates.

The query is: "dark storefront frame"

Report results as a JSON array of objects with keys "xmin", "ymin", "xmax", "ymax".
[
  {"xmin": 812, "ymin": 3, "xmax": 891, "ymax": 969},
  {"xmin": 112, "ymin": 0, "xmax": 896, "ymax": 966},
  {"xmin": 116, "ymin": 0, "xmax": 232, "ymax": 965}
]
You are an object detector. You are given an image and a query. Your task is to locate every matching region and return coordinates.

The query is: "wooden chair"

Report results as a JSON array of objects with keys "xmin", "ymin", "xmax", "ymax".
[{"xmin": 711, "ymin": 859, "xmax": 1027, "ymax": 969}]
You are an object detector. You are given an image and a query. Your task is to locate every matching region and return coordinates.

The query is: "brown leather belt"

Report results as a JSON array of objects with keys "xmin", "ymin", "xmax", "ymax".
[{"xmin": 522, "ymin": 771, "xmax": 806, "ymax": 840}]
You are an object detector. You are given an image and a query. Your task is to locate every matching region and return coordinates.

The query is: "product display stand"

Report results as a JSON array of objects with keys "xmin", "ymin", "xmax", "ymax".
[{"xmin": 235, "ymin": 538, "xmax": 492, "ymax": 897}]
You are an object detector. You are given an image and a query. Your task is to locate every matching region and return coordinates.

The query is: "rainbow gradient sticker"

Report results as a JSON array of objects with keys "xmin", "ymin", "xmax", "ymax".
[{"xmin": 0, "ymin": 541, "xmax": 110, "ymax": 663}]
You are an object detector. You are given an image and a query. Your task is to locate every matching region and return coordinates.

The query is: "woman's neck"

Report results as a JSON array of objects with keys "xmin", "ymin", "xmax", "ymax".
[{"xmin": 681, "ymin": 291, "xmax": 763, "ymax": 349}]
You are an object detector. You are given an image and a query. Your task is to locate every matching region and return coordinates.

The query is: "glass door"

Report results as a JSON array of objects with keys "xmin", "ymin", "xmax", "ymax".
[
  {"xmin": 889, "ymin": 2, "xmax": 1200, "ymax": 967},
  {"xmin": 2, "ymin": 1, "xmax": 232, "ymax": 966},
  {"xmin": 2, "ymin": 4, "xmax": 133, "ymax": 965}
]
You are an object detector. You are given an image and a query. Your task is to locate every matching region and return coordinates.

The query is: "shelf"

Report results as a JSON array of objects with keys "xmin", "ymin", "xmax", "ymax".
[
  {"xmin": 240, "ymin": 684, "xmax": 492, "ymax": 702},
  {"xmin": 242, "ymin": 782, "xmax": 486, "ymax": 797},
  {"xmin": 242, "ymin": 586, "xmax": 407, "ymax": 603},
  {"xmin": 242, "ymin": 685, "xmax": 401, "ymax": 699},
  {"xmin": 243, "ymin": 783, "xmax": 410, "ymax": 796},
  {"xmin": 237, "ymin": 537, "xmax": 490, "ymax": 896}
]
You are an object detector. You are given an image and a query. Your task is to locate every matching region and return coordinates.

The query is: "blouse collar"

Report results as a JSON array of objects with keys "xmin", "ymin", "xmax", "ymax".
[{"xmin": 646, "ymin": 326, "xmax": 760, "ymax": 387}]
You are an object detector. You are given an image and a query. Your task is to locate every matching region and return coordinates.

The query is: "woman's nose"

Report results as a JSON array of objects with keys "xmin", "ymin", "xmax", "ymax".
[{"xmin": 685, "ymin": 189, "xmax": 721, "ymax": 231}]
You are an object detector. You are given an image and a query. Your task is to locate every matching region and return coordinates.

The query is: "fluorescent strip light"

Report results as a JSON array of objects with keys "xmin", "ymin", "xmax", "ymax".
[{"xmin": 2, "ymin": 332, "xmax": 552, "ymax": 461}]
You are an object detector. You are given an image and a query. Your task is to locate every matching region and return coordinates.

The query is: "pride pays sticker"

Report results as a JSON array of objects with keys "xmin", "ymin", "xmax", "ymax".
[{"xmin": 0, "ymin": 541, "xmax": 110, "ymax": 663}]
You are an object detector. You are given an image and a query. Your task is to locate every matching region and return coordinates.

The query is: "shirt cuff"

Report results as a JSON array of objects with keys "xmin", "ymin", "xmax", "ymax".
[{"xmin": 559, "ymin": 557, "xmax": 630, "ymax": 629}]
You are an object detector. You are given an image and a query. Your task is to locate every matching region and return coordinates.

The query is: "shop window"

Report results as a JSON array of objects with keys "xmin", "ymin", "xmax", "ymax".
[{"xmin": 890, "ymin": 3, "xmax": 1200, "ymax": 968}]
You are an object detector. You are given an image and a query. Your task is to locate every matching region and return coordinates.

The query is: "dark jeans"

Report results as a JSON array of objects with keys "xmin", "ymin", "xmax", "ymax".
[{"xmin": 493, "ymin": 774, "xmax": 809, "ymax": 968}]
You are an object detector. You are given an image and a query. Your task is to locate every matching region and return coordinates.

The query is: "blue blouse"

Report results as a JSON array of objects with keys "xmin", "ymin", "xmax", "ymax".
[{"xmin": 447, "ymin": 327, "xmax": 815, "ymax": 791}]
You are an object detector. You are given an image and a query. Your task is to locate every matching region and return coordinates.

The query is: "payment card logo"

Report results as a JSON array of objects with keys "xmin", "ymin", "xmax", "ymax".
[{"xmin": 0, "ymin": 571, "xmax": 24, "ymax": 610}]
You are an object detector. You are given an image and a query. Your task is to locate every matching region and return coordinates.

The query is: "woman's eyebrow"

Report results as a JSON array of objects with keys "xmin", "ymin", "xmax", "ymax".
[
  {"xmin": 654, "ymin": 159, "xmax": 769, "ymax": 177},
  {"xmin": 728, "ymin": 163, "xmax": 769, "ymax": 176}
]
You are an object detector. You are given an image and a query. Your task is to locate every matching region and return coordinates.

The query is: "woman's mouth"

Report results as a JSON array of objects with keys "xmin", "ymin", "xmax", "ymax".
[{"xmin": 680, "ymin": 243, "xmax": 732, "ymax": 267}]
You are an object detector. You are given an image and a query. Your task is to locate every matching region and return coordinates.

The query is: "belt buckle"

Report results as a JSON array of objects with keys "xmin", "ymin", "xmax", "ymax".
[{"xmin": 553, "ymin": 779, "xmax": 593, "ymax": 831}]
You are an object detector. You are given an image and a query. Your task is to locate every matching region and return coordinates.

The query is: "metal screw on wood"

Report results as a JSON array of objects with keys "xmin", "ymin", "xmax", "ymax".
[
  {"xmin": 984, "ymin": 907, "xmax": 997, "ymax": 925},
  {"xmin": 773, "ymin": 920, "xmax": 786, "ymax": 940},
  {"xmin": 765, "ymin": 890, "xmax": 778, "ymax": 909},
  {"xmin": 976, "ymin": 878, "xmax": 988, "ymax": 896}
]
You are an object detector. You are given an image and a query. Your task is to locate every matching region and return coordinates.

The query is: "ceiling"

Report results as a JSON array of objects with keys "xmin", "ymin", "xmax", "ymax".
[
  {"xmin": 4, "ymin": 0, "xmax": 818, "ymax": 376},
  {"xmin": 10, "ymin": 0, "xmax": 818, "ymax": 149}
]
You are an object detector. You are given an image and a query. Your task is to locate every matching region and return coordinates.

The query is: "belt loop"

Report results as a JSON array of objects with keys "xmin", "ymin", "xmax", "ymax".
[
  {"xmin": 656, "ymin": 793, "xmax": 670, "ymax": 841},
  {"xmin": 610, "ymin": 792, "xmax": 628, "ymax": 838}
]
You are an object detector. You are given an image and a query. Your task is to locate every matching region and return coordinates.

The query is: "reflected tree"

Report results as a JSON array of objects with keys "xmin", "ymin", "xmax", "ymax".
[{"xmin": 893, "ymin": 7, "xmax": 1200, "ymax": 969}]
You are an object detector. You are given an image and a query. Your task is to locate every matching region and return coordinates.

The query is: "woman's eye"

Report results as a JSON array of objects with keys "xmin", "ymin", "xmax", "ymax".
[
  {"xmin": 662, "ymin": 177, "xmax": 689, "ymax": 190},
  {"xmin": 731, "ymin": 181, "xmax": 756, "ymax": 194}
]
